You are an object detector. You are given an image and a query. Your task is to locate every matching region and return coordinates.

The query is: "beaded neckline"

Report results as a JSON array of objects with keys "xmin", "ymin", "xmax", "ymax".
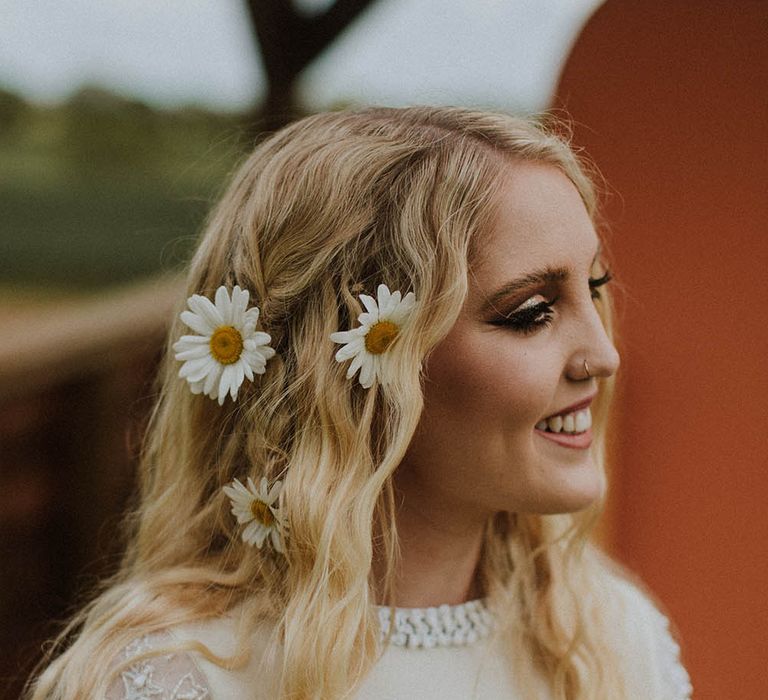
[{"xmin": 376, "ymin": 599, "xmax": 494, "ymax": 649}]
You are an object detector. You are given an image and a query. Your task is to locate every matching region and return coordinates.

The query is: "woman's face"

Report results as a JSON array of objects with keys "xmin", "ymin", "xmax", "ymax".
[{"xmin": 397, "ymin": 161, "xmax": 620, "ymax": 520}]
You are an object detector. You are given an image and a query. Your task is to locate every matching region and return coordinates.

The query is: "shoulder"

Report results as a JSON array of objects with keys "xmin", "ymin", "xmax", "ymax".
[
  {"xmin": 601, "ymin": 571, "xmax": 693, "ymax": 700},
  {"xmin": 104, "ymin": 630, "xmax": 211, "ymax": 700},
  {"xmin": 105, "ymin": 612, "xmax": 280, "ymax": 700}
]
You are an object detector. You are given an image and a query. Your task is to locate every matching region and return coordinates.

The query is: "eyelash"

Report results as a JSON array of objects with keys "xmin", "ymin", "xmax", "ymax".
[
  {"xmin": 493, "ymin": 270, "xmax": 613, "ymax": 335},
  {"xmin": 493, "ymin": 298, "xmax": 557, "ymax": 334},
  {"xmin": 589, "ymin": 270, "xmax": 612, "ymax": 300}
]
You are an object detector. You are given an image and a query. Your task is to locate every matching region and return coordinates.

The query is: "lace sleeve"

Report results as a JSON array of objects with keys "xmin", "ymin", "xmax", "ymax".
[
  {"xmin": 105, "ymin": 631, "xmax": 212, "ymax": 700},
  {"xmin": 648, "ymin": 605, "xmax": 693, "ymax": 700}
]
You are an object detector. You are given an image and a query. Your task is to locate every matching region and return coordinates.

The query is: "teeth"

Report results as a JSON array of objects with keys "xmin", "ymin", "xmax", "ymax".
[{"xmin": 537, "ymin": 408, "xmax": 592, "ymax": 434}]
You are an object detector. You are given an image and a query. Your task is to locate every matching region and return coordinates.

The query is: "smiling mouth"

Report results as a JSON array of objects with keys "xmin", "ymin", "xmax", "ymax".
[
  {"xmin": 534, "ymin": 407, "xmax": 593, "ymax": 449},
  {"xmin": 535, "ymin": 407, "xmax": 592, "ymax": 435}
]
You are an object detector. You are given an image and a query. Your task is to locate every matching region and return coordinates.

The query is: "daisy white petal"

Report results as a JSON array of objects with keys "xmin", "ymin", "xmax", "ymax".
[
  {"xmin": 376, "ymin": 284, "xmax": 393, "ymax": 314},
  {"xmin": 335, "ymin": 338, "xmax": 364, "ymax": 362},
  {"xmin": 187, "ymin": 294, "xmax": 224, "ymax": 330},
  {"xmin": 203, "ymin": 363, "xmax": 222, "ymax": 396},
  {"xmin": 180, "ymin": 310, "xmax": 212, "ymax": 336},
  {"xmin": 358, "ymin": 294, "xmax": 380, "ymax": 318},
  {"xmin": 389, "ymin": 291, "xmax": 417, "ymax": 324},
  {"xmin": 357, "ymin": 312, "xmax": 375, "ymax": 325},
  {"xmin": 173, "ymin": 344, "xmax": 210, "ymax": 361},
  {"xmin": 221, "ymin": 483, "xmax": 239, "ymax": 500},
  {"xmin": 248, "ymin": 331, "xmax": 273, "ymax": 347},
  {"xmin": 242, "ymin": 351, "xmax": 267, "ymax": 374},
  {"xmin": 175, "ymin": 286, "xmax": 276, "ymax": 403},
  {"xmin": 231, "ymin": 286, "xmax": 250, "ymax": 326},
  {"xmin": 223, "ymin": 477, "xmax": 245, "ymax": 495},
  {"xmin": 217, "ymin": 366, "xmax": 234, "ymax": 405},
  {"xmin": 270, "ymin": 528, "xmax": 284, "ymax": 553},
  {"xmin": 381, "ymin": 290, "xmax": 402, "ymax": 318},
  {"xmin": 223, "ymin": 477, "xmax": 286, "ymax": 552},
  {"xmin": 378, "ymin": 352, "xmax": 399, "ymax": 386},
  {"xmin": 254, "ymin": 526, "xmax": 270, "ymax": 548},
  {"xmin": 243, "ymin": 337, "xmax": 272, "ymax": 355},
  {"xmin": 243, "ymin": 307, "xmax": 260, "ymax": 333},
  {"xmin": 346, "ymin": 351, "xmax": 366, "ymax": 381},
  {"xmin": 330, "ymin": 284, "xmax": 417, "ymax": 389},
  {"xmin": 228, "ymin": 492, "xmax": 252, "ymax": 515},
  {"xmin": 233, "ymin": 285, "xmax": 249, "ymax": 305},
  {"xmin": 233, "ymin": 509, "xmax": 253, "ymax": 525},
  {"xmin": 187, "ymin": 365, "xmax": 214, "ymax": 385},
  {"xmin": 174, "ymin": 334, "xmax": 210, "ymax": 345},
  {"xmin": 231, "ymin": 364, "xmax": 245, "ymax": 400},
  {"xmin": 267, "ymin": 479, "xmax": 283, "ymax": 504},
  {"xmin": 188, "ymin": 380, "xmax": 205, "ymax": 395},
  {"xmin": 359, "ymin": 356, "xmax": 375, "ymax": 388},
  {"xmin": 179, "ymin": 356, "xmax": 215, "ymax": 381},
  {"xmin": 329, "ymin": 329, "xmax": 364, "ymax": 344},
  {"xmin": 215, "ymin": 286, "xmax": 232, "ymax": 323},
  {"xmin": 242, "ymin": 521, "xmax": 262, "ymax": 546}
]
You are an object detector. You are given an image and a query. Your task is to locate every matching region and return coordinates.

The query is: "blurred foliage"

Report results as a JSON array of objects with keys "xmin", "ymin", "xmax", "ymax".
[{"xmin": 0, "ymin": 85, "xmax": 251, "ymax": 291}]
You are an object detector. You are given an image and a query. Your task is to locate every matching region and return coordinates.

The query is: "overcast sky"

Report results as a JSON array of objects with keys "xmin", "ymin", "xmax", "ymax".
[{"xmin": 0, "ymin": 0, "xmax": 602, "ymax": 112}]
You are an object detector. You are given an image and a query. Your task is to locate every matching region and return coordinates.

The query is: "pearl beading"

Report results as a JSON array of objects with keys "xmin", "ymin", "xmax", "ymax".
[{"xmin": 377, "ymin": 599, "xmax": 494, "ymax": 649}]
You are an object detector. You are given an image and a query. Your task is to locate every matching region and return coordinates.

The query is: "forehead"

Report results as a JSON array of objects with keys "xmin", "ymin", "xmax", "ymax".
[
  {"xmin": 465, "ymin": 162, "xmax": 599, "ymax": 313},
  {"xmin": 471, "ymin": 162, "xmax": 599, "ymax": 285}
]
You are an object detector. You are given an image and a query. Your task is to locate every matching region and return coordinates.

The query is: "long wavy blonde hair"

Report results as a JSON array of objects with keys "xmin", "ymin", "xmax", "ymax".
[{"xmin": 27, "ymin": 106, "xmax": 636, "ymax": 699}]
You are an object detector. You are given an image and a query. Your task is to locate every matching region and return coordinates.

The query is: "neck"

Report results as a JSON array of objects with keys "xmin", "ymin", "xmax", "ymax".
[{"xmin": 373, "ymin": 478, "xmax": 487, "ymax": 608}]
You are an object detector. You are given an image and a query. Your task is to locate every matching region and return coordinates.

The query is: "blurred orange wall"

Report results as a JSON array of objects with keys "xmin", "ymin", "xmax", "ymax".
[{"xmin": 555, "ymin": 2, "xmax": 768, "ymax": 698}]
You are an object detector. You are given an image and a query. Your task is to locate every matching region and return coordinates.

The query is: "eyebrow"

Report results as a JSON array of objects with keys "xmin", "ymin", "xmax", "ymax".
[{"xmin": 482, "ymin": 266, "xmax": 569, "ymax": 313}]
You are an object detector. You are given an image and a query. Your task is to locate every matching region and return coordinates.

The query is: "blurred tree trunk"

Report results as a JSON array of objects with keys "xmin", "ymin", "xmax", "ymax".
[{"xmin": 243, "ymin": 0, "xmax": 377, "ymax": 137}]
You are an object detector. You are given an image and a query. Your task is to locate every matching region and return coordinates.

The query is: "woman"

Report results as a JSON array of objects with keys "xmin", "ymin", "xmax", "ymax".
[{"xmin": 26, "ymin": 106, "xmax": 692, "ymax": 699}]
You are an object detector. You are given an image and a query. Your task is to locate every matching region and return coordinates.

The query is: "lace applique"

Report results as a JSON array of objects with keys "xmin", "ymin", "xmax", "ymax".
[
  {"xmin": 105, "ymin": 631, "xmax": 211, "ymax": 700},
  {"xmin": 649, "ymin": 607, "xmax": 694, "ymax": 700}
]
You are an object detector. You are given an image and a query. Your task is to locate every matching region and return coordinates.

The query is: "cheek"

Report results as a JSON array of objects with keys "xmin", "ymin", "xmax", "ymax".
[{"xmin": 424, "ymin": 335, "xmax": 554, "ymax": 427}]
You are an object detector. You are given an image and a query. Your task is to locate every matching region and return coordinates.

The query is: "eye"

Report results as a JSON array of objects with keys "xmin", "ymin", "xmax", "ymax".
[
  {"xmin": 490, "ymin": 294, "xmax": 557, "ymax": 335},
  {"xmin": 589, "ymin": 270, "xmax": 612, "ymax": 300}
]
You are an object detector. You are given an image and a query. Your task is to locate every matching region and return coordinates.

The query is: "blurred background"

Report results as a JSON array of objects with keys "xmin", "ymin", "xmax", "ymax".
[{"xmin": 1, "ymin": 1, "xmax": 765, "ymax": 698}]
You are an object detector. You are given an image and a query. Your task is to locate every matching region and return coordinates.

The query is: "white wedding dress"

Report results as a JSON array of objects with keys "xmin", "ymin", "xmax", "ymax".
[{"xmin": 105, "ymin": 574, "xmax": 692, "ymax": 700}]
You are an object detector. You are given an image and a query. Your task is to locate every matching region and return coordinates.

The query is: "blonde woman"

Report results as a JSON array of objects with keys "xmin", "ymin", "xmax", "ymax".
[{"xmin": 26, "ymin": 107, "xmax": 692, "ymax": 699}]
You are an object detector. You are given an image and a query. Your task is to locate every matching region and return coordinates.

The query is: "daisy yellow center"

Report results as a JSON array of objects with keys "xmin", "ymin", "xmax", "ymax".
[
  {"xmin": 251, "ymin": 499, "xmax": 275, "ymax": 526},
  {"xmin": 210, "ymin": 326, "xmax": 243, "ymax": 365},
  {"xmin": 364, "ymin": 320, "xmax": 400, "ymax": 354}
]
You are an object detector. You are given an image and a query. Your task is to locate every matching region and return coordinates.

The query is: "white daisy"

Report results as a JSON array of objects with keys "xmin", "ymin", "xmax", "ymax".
[
  {"xmin": 173, "ymin": 285, "xmax": 276, "ymax": 405},
  {"xmin": 330, "ymin": 283, "xmax": 417, "ymax": 389},
  {"xmin": 222, "ymin": 476, "xmax": 285, "ymax": 552}
]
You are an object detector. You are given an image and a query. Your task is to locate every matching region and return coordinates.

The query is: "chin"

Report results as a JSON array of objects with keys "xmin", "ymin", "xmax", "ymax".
[
  {"xmin": 526, "ymin": 465, "xmax": 605, "ymax": 515},
  {"xmin": 494, "ymin": 480, "xmax": 603, "ymax": 516},
  {"xmin": 541, "ymin": 490, "xmax": 602, "ymax": 515},
  {"xmin": 556, "ymin": 476, "xmax": 605, "ymax": 513}
]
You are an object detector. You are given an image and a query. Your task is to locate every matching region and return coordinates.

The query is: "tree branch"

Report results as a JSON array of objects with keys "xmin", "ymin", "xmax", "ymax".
[{"xmin": 245, "ymin": 0, "xmax": 377, "ymax": 84}]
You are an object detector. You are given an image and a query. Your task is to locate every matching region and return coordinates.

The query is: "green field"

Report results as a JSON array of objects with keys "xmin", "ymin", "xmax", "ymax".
[{"xmin": 0, "ymin": 87, "xmax": 249, "ymax": 292}]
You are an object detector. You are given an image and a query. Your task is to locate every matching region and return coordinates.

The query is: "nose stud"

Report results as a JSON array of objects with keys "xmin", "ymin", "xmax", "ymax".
[{"xmin": 583, "ymin": 358, "xmax": 591, "ymax": 379}]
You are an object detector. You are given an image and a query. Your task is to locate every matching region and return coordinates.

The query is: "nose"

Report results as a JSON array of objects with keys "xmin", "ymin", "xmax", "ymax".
[{"xmin": 565, "ymin": 303, "xmax": 620, "ymax": 381}]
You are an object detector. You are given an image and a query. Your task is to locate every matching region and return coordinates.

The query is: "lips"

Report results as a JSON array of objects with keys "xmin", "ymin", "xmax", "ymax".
[
  {"xmin": 535, "ymin": 426, "xmax": 593, "ymax": 449},
  {"xmin": 542, "ymin": 393, "xmax": 596, "ymax": 421},
  {"xmin": 534, "ymin": 394, "xmax": 596, "ymax": 450}
]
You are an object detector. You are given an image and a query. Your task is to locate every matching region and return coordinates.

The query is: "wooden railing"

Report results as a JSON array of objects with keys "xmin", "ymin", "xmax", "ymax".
[{"xmin": 0, "ymin": 275, "xmax": 182, "ymax": 699}]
